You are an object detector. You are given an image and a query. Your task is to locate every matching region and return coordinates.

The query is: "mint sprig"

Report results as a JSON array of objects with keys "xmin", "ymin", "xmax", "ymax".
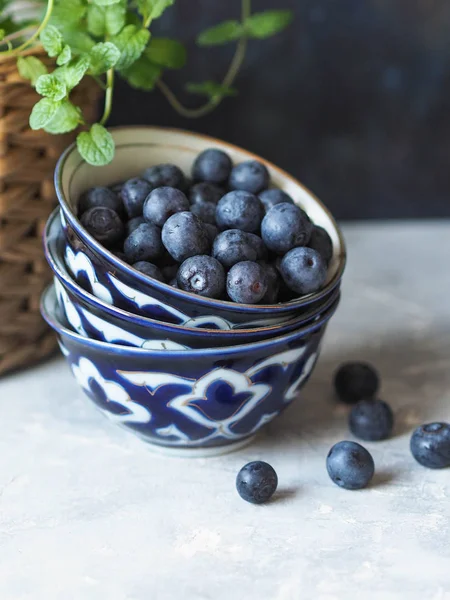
[{"xmin": 2, "ymin": 0, "xmax": 292, "ymax": 166}]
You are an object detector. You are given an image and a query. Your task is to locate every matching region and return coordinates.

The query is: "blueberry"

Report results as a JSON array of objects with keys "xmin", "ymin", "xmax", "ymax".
[
  {"xmin": 113, "ymin": 251, "xmax": 127, "ymax": 262},
  {"xmin": 246, "ymin": 232, "xmax": 268, "ymax": 261},
  {"xmin": 120, "ymin": 178, "xmax": 153, "ymax": 218},
  {"xmin": 170, "ymin": 277, "xmax": 179, "ymax": 288},
  {"xmin": 259, "ymin": 188, "xmax": 294, "ymax": 213},
  {"xmin": 110, "ymin": 181, "xmax": 124, "ymax": 195},
  {"xmin": 280, "ymin": 247, "xmax": 327, "ymax": 295},
  {"xmin": 229, "ymin": 160, "xmax": 270, "ymax": 194},
  {"xmin": 80, "ymin": 207, "xmax": 124, "ymax": 248},
  {"xmin": 133, "ymin": 261, "xmax": 164, "ymax": 282},
  {"xmin": 177, "ymin": 255, "xmax": 225, "ymax": 299},
  {"xmin": 236, "ymin": 461, "xmax": 278, "ymax": 504},
  {"xmin": 308, "ymin": 225, "xmax": 333, "ymax": 265},
  {"xmin": 261, "ymin": 203, "xmax": 313, "ymax": 255},
  {"xmin": 205, "ymin": 223, "xmax": 219, "ymax": 244},
  {"xmin": 123, "ymin": 222, "xmax": 164, "ymax": 264},
  {"xmin": 162, "ymin": 212, "xmax": 210, "ymax": 262},
  {"xmin": 190, "ymin": 200, "xmax": 217, "ymax": 224},
  {"xmin": 212, "ymin": 230, "xmax": 258, "ymax": 268},
  {"xmin": 78, "ymin": 186, "xmax": 122, "ymax": 216},
  {"xmin": 259, "ymin": 262, "xmax": 280, "ymax": 304},
  {"xmin": 126, "ymin": 216, "xmax": 146, "ymax": 236},
  {"xmin": 349, "ymin": 399, "xmax": 394, "ymax": 441},
  {"xmin": 227, "ymin": 261, "xmax": 268, "ymax": 304},
  {"xmin": 161, "ymin": 263, "xmax": 179, "ymax": 283},
  {"xmin": 189, "ymin": 182, "xmax": 224, "ymax": 205},
  {"xmin": 216, "ymin": 190, "xmax": 263, "ymax": 233},
  {"xmin": 143, "ymin": 187, "xmax": 190, "ymax": 227},
  {"xmin": 326, "ymin": 441, "xmax": 375, "ymax": 490},
  {"xmin": 334, "ymin": 362, "xmax": 380, "ymax": 405},
  {"xmin": 192, "ymin": 148, "xmax": 232, "ymax": 185},
  {"xmin": 410, "ymin": 423, "xmax": 450, "ymax": 469},
  {"xmin": 143, "ymin": 163, "xmax": 185, "ymax": 189}
]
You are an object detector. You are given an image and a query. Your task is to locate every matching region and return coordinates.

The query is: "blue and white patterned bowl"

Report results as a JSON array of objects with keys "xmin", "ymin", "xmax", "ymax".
[
  {"xmin": 55, "ymin": 126, "xmax": 346, "ymax": 330},
  {"xmin": 41, "ymin": 284, "xmax": 340, "ymax": 456},
  {"xmin": 45, "ymin": 209, "xmax": 341, "ymax": 349}
]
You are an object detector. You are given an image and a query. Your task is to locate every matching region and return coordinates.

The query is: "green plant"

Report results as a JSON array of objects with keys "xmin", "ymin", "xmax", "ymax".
[{"xmin": 0, "ymin": 1, "xmax": 292, "ymax": 166}]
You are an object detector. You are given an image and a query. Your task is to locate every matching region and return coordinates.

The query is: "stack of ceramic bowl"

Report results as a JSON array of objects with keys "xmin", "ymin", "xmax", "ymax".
[{"xmin": 41, "ymin": 127, "xmax": 346, "ymax": 457}]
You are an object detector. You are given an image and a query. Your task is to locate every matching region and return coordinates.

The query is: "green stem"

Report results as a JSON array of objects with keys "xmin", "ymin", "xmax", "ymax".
[
  {"xmin": 156, "ymin": 0, "xmax": 251, "ymax": 119},
  {"xmin": 0, "ymin": 0, "xmax": 54, "ymax": 56},
  {"xmin": 100, "ymin": 69, "xmax": 114, "ymax": 126}
]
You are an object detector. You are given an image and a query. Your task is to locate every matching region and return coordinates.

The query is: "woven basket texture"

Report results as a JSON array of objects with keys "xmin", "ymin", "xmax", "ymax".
[{"xmin": 0, "ymin": 47, "xmax": 100, "ymax": 377}]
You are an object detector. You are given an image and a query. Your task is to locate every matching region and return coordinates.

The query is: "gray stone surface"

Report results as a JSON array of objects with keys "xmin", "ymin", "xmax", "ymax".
[{"xmin": 0, "ymin": 222, "xmax": 449, "ymax": 600}]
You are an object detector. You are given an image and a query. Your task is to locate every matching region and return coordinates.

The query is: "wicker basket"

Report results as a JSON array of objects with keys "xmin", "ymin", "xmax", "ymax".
[{"xmin": 0, "ymin": 47, "xmax": 100, "ymax": 377}]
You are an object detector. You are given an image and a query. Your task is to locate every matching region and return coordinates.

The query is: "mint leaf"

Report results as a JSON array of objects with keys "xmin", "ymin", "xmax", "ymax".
[
  {"xmin": 44, "ymin": 100, "xmax": 83, "ymax": 134},
  {"xmin": 145, "ymin": 38, "xmax": 186, "ymax": 69},
  {"xmin": 29, "ymin": 98, "xmax": 61, "ymax": 130},
  {"xmin": 40, "ymin": 25, "xmax": 64, "ymax": 57},
  {"xmin": 87, "ymin": 1, "xmax": 126, "ymax": 36},
  {"xmin": 92, "ymin": 0, "xmax": 121, "ymax": 4},
  {"xmin": 0, "ymin": 29, "xmax": 5, "ymax": 41},
  {"xmin": 87, "ymin": 4, "xmax": 105, "ymax": 37},
  {"xmin": 112, "ymin": 25, "xmax": 150, "ymax": 70},
  {"xmin": 50, "ymin": 0, "xmax": 87, "ymax": 29},
  {"xmin": 197, "ymin": 21, "xmax": 243, "ymax": 46},
  {"xmin": 120, "ymin": 54, "xmax": 161, "ymax": 90},
  {"xmin": 56, "ymin": 55, "xmax": 90, "ymax": 90},
  {"xmin": 63, "ymin": 29, "xmax": 96, "ymax": 53},
  {"xmin": 77, "ymin": 124, "xmax": 115, "ymax": 166},
  {"xmin": 137, "ymin": 0, "xmax": 174, "ymax": 21},
  {"xmin": 17, "ymin": 56, "xmax": 48, "ymax": 86},
  {"xmin": 244, "ymin": 10, "xmax": 293, "ymax": 39},
  {"xmin": 88, "ymin": 42, "xmax": 120, "ymax": 75},
  {"xmin": 186, "ymin": 81, "xmax": 237, "ymax": 99},
  {"xmin": 57, "ymin": 45, "xmax": 72, "ymax": 66},
  {"xmin": 36, "ymin": 74, "xmax": 67, "ymax": 102}
]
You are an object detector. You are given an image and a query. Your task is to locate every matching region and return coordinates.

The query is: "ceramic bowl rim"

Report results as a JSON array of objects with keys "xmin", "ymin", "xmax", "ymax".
[
  {"xmin": 55, "ymin": 125, "xmax": 346, "ymax": 315},
  {"xmin": 41, "ymin": 283, "xmax": 340, "ymax": 358},
  {"xmin": 45, "ymin": 208, "xmax": 340, "ymax": 336}
]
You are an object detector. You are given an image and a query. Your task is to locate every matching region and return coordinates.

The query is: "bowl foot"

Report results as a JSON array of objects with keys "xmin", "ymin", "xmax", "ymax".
[{"xmin": 140, "ymin": 434, "xmax": 257, "ymax": 458}]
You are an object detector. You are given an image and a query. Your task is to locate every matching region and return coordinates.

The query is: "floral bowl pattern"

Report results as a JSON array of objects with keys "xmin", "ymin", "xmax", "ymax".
[
  {"xmin": 55, "ymin": 126, "xmax": 346, "ymax": 329},
  {"xmin": 41, "ymin": 285, "xmax": 340, "ymax": 455},
  {"xmin": 46, "ymin": 209, "xmax": 340, "ymax": 349}
]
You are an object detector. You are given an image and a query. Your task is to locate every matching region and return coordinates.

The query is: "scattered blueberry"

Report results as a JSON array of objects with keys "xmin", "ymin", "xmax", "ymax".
[
  {"xmin": 259, "ymin": 188, "xmax": 294, "ymax": 213},
  {"xmin": 205, "ymin": 223, "xmax": 219, "ymax": 244},
  {"xmin": 259, "ymin": 262, "xmax": 280, "ymax": 304},
  {"xmin": 190, "ymin": 200, "xmax": 217, "ymax": 224},
  {"xmin": 133, "ymin": 261, "xmax": 164, "ymax": 282},
  {"xmin": 177, "ymin": 255, "xmax": 225, "ymax": 299},
  {"xmin": 334, "ymin": 362, "xmax": 380, "ymax": 404},
  {"xmin": 80, "ymin": 207, "xmax": 124, "ymax": 248},
  {"xmin": 78, "ymin": 186, "xmax": 122, "ymax": 216},
  {"xmin": 261, "ymin": 203, "xmax": 313, "ymax": 255},
  {"xmin": 123, "ymin": 222, "xmax": 164, "ymax": 264},
  {"xmin": 143, "ymin": 187, "xmax": 190, "ymax": 227},
  {"xmin": 236, "ymin": 461, "xmax": 278, "ymax": 504},
  {"xmin": 216, "ymin": 190, "xmax": 263, "ymax": 233},
  {"xmin": 326, "ymin": 441, "xmax": 375, "ymax": 490},
  {"xmin": 120, "ymin": 178, "xmax": 153, "ymax": 218},
  {"xmin": 212, "ymin": 229, "xmax": 259, "ymax": 268},
  {"xmin": 349, "ymin": 399, "xmax": 394, "ymax": 441},
  {"xmin": 143, "ymin": 163, "xmax": 185, "ymax": 189},
  {"xmin": 308, "ymin": 225, "xmax": 333, "ymax": 265},
  {"xmin": 126, "ymin": 216, "xmax": 146, "ymax": 236},
  {"xmin": 280, "ymin": 247, "xmax": 327, "ymax": 295},
  {"xmin": 189, "ymin": 181, "xmax": 224, "ymax": 205},
  {"xmin": 227, "ymin": 261, "xmax": 268, "ymax": 304},
  {"xmin": 192, "ymin": 148, "xmax": 232, "ymax": 185},
  {"xmin": 162, "ymin": 212, "xmax": 211, "ymax": 262},
  {"xmin": 410, "ymin": 422, "xmax": 450, "ymax": 469},
  {"xmin": 229, "ymin": 160, "xmax": 270, "ymax": 194}
]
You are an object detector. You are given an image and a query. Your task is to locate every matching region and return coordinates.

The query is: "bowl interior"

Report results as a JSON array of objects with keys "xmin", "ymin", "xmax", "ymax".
[{"xmin": 58, "ymin": 127, "xmax": 345, "ymax": 289}]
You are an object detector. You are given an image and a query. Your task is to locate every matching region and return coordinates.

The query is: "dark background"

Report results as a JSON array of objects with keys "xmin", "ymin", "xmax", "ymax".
[{"xmin": 110, "ymin": 0, "xmax": 450, "ymax": 220}]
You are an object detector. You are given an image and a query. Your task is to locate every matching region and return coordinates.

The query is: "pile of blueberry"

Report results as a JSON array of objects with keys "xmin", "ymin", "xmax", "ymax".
[
  {"xmin": 235, "ymin": 361, "xmax": 450, "ymax": 504},
  {"xmin": 78, "ymin": 149, "xmax": 333, "ymax": 304}
]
